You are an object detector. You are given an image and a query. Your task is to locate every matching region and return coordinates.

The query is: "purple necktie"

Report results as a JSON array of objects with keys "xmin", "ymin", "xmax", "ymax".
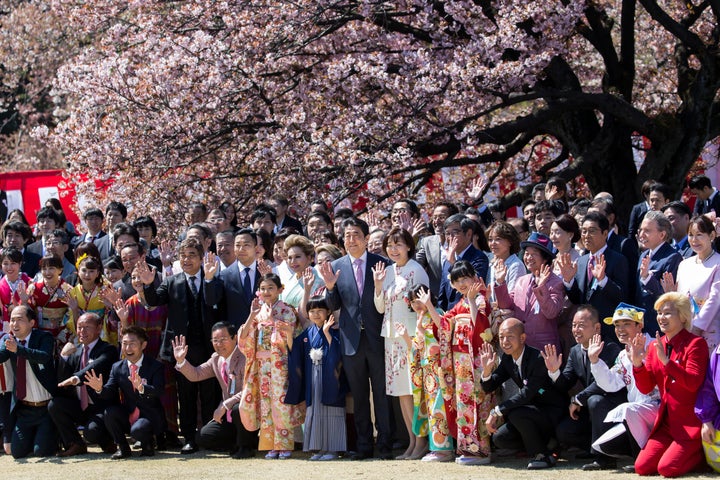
[{"xmin": 354, "ymin": 258, "xmax": 364, "ymax": 297}]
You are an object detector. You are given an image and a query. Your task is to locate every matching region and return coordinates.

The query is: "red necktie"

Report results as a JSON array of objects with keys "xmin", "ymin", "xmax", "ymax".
[
  {"xmin": 128, "ymin": 363, "xmax": 140, "ymax": 425},
  {"xmin": 79, "ymin": 347, "xmax": 89, "ymax": 410},
  {"xmin": 15, "ymin": 340, "xmax": 26, "ymax": 400}
]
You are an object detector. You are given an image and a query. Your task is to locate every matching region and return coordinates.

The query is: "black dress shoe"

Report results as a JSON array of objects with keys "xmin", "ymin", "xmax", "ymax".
[
  {"xmin": 231, "ymin": 447, "xmax": 255, "ymax": 459},
  {"xmin": 180, "ymin": 442, "xmax": 199, "ymax": 454},
  {"xmin": 622, "ymin": 465, "xmax": 635, "ymax": 473},
  {"xmin": 140, "ymin": 444, "xmax": 155, "ymax": 457},
  {"xmin": 583, "ymin": 459, "xmax": 617, "ymax": 471},
  {"xmin": 100, "ymin": 441, "xmax": 118, "ymax": 454},
  {"xmin": 57, "ymin": 442, "xmax": 87, "ymax": 457},
  {"xmin": 111, "ymin": 448, "xmax": 132, "ymax": 460},
  {"xmin": 164, "ymin": 432, "xmax": 183, "ymax": 448},
  {"xmin": 377, "ymin": 449, "xmax": 393, "ymax": 460},
  {"xmin": 350, "ymin": 451, "xmax": 373, "ymax": 461}
]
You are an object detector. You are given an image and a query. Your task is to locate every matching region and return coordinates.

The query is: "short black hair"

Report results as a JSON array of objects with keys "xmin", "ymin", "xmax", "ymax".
[
  {"xmin": 36, "ymin": 206, "xmax": 61, "ymax": 225},
  {"xmin": 307, "ymin": 211, "xmax": 332, "ymax": 227},
  {"xmin": 235, "ymin": 228, "xmax": 257, "ymax": 245},
  {"xmin": 582, "ymin": 211, "xmax": 610, "ymax": 233},
  {"xmin": 306, "ymin": 295, "xmax": 331, "ymax": 312},
  {"xmin": 250, "ymin": 205, "xmax": 277, "ymax": 224},
  {"xmin": 123, "ymin": 325, "xmax": 148, "ymax": 343},
  {"xmin": 661, "ymin": 200, "xmax": 691, "ymax": 218},
  {"xmin": 112, "ymin": 223, "xmax": 140, "ymax": 244},
  {"xmin": 341, "ymin": 217, "xmax": 369, "ymax": 236},
  {"xmin": 83, "ymin": 208, "xmax": 104, "ymax": 221},
  {"xmin": 2, "ymin": 221, "xmax": 32, "ymax": 241},
  {"xmin": 211, "ymin": 321, "xmax": 237, "ymax": 337},
  {"xmin": 105, "ymin": 201, "xmax": 128, "ymax": 219},
  {"xmin": 688, "ymin": 175, "xmax": 712, "ymax": 191},
  {"xmin": 133, "ymin": 216, "xmax": 158, "ymax": 238},
  {"xmin": 0, "ymin": 247, "xmax": 23, "ymax": 264},
  {"xmin": 47, "ymin": 229, "xmax": 70, "ymax": 245},
  {"xmin": 187, "ymin": 223, "xmax": 213, "ymax": 240},
  {"xmin": 649, "ymin": 182, "xmax": 672, "ymax": 200},
  {"xmin": 449, "ymin": 260, "xmax": 477, "ymax": 283}
]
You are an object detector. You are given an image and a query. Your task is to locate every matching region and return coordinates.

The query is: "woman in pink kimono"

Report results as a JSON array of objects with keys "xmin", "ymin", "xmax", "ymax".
[{"xmin": 238, "ymin": 273, "xmax": 304, "ymax": 459}]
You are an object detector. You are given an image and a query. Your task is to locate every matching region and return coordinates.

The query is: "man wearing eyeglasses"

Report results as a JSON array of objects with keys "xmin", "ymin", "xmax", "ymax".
[
  {"xmin": 557, "ymin": 212, "xmax": 630, "ymax": 342},
  {"xmin": 171, "ymin": 322, "xmax": 258, "ymax": 459}
]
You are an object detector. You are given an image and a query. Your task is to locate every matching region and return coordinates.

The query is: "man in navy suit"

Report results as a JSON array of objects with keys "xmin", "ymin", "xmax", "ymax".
[
  {"xmin": 0, "ymin": 305, "xmax": 57, "ymax": 458},
  {"xmin": 588, "ymin": 198, "xmax": 638, "ymax": 273},
  {"xmin": 438, "ymin": 214, "xmax": 489, "ymax": 310},
  {"xmin": 140, "ymin": 238, "xmax": 220, "ymax": 454},
  {"xmin": 2, "ymin": 222, "xmax": 41, "ymax": 278},
  {"xmin": 269, "ymin": 195, "xmax": 304, "ymax": 234},
  {"xmin": 51, "ymin": 312, "xmax": 119, "ymax": 456},
  {"xmin": 558, "ymin": 212, "xmax": 630, "ymax": 342},
  {"xmin": 204, "ymin": 228, "xmax": 260, "ymax": 328},
  {"xmin": 318, "ymin": 216, "xmax": 392, "ymax": 460},
  {"xmin": 662, "ymin": 201, "xmax": 693, "ymax": 258},
  {"xmin": 689, "ymin": 174, "xmax": 720, "ymax": 216},
  {"xmin": 86, "ymin": 326, "xmax": 165, "ymax": 459},
  {"xmin": 635, "ymin": 211, "xmax": 683, "ymax": 334}
]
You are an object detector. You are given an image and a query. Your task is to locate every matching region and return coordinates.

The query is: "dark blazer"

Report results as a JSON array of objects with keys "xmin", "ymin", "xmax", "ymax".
[
  {"xmin": 438, "ymin": 245, "xmax": 489, "ymax": 311},
  {"xmin": 324, "ymin": 252, "xmax": 389, "ymax": 356},
  {"xmin": 204, "ymin": 263, "xmax": 260, "ymax": 328},
  {"xmin": 693, "ymin": 192, "xmax": 720, "ymax": 216},
  {"xmin": 635, "ymin": 243, "xmax": 683, "ymax": 335},
  {"xmin": 607, "ymin": 231, "xmax": 639, "ymax": 277},
  {"xmin": 21, "ymin": 248, "xmax": 42, "ymax": 278},
  {"xmin": 72, "ymin": 231, "xmax": 112, "ymax": 261},
  {"xmin": 673, "ymin": 236, "xmax": 694, "ymax": 259},
  {"xmin": 414, "ymin": 234, "xmax": 443, "ymax": 296},
  {"xmin": 99, "ymin": 356, "xmax": 165, "ymax": 433},
  {"xmin": 278, "ymin": 215, "xmax": 303, "ymax": 233},
  {"xmin": 0, "ymin": 329, "xmax": 56, "ymax": 411},
  {"xmin": 144, "ymin": 271, "xmax": 217, "ymax": 362},
  {"xmin": 628, "ymin": 202, "xmax": 649, "ymax": 240},
  {"xmin": 552, "ymin": 342, "xmax": 624, "ymax": 405},
  {"xmin": 566, "ymin": 248, "xmax": 630, "ymax": 340},
  {"xmin": 480, "ymin": 345, "xmax": 567, "ymax": 416},
  {"xmin": 57, "ymin": 339, "xmax": 119, "ymax": 407}
]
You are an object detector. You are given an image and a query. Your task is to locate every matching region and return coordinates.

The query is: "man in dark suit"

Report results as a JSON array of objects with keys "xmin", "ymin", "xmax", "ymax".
[
  {"xmin": 558, "ymin": 212, "xmax": 630, "ymax": 342},
  {"xmin": 662, "ymin": 201, "xmax": 694, "ymax": 258},
  {"xmin": 689, "ymin": 174, "xmax": 720, "ymax": 216},
  {"xmin": 139, "ymin": 238, "xmax": 220, "ymax": 454},
  {"xmin": 480, "ymin": 318, "xmax": 567, "ymax": 470},
  {"xmin": 0, "ymin": 305, "xmax": 57, "ymax": 458},
  {"xmin": 85, "ymin": 326, "xmax": 165, "ymax": 459},
  {"xmin": 173, "ymin": 322, "xmax": 258, "ymax": 459},
  {"xmin": 414, "ymin": 202, "xmax": 459, "ymax": 296},
  {"xmin": 204, "ymin": 228, "xmax": 260, "ymax": 328},
  {"xmin": 588, "ymin": 198, "xmax": 638, "ymax": 273},
  {"xmin": 269, "ymin": 195, "xmax": 304, "ymax": 234},
  {"xmin": 72, "ymin": 207, "xmax": 112, "ymax": 260},
  {"xmin": 628, "ymin": 179, "xmax": 657, "ymax": 241},
  {"xmin": 437, "ymin": 214, "xmax": 489, "ymax": 310},
  {"xmin": 2, "ymin": 221, "xmax": 41, "ymax": 278},
  {"xmin": 542, "ymin": 306, "xmax": 625, "ymax": 471},
  {"xmin": 318, "ymin": 216, "xmax": 392, "ymax": 460},
  {"xmin": 51, "ymin": 312, "xmax": 119, "ymax": 456},
  {"xmin": 635, "ymin": 211, "xmax": 683, "ymax": 335}
]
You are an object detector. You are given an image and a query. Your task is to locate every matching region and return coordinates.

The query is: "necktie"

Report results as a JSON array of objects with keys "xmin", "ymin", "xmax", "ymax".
[
  {"xmin": 188, "ymin": 275, "xmax": 199, "ymax": 297},
  {"xmin": 80, "ymin": 346, "xmax": 89, "ymax": 410},
  {"xmin": 354, "ymin": 258, "xmax": 364, "ymax": 296},
  {"xmin": 128, "ymin": 363, "xmax": 140, "ymax": 425},
  {"xmin": 221, "ymin": 362, "xmax": 232, "ymax": 423},
  {"xmin": 90, "ymin": 235, "xmax": 95, "ymax": 244},
  {"xmin": 16, "ymin": 339, "xmax": 26, "ymax": 400},
  {"xmin": 587, "ymin": 255, "xmax": 595, "ymax": 282},
  {"xmin": 242, "ymin": 267, "xmax": 252, "ymax": 302},
  {"xmin": 513, "ymin": 362, "xmax": 522, "ymax": 385}
]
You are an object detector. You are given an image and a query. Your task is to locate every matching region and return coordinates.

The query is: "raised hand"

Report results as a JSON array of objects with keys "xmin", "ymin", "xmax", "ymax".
[
  {"xmin": 411, "ymin": 218, "xmax": 426, "ymax": 237},
  {"xmin": 493, "ymin": 257, "xmax": 508, "ymax": 285},
  {"xmin": 113, "ymin": 298, "xmax": 129, "ymax": 323},
  {"xmin": 15, "ymin": 280, "xmax": 28, "ymax": 304},
  {"xmin": 4, "ymin": 335, "xmax": 17, "ymax": 353},
  {"xmin": 396, "ymin": 211, "xmax": 413, "ymax": 233},
  {"xmin": 323, "ymin": 314, "xmax": 336, "ymax": 335},
  {"xmin": 639, "ymin": 254, "xmax": 651, "ymax": 280},
  {"xmin": 248, "ymin": 297, "xmax": 262, "ymax": 320},
  {"xmin": 372, "ymin": 263, "xmax": 386, "ymax": 289},
  {"xmin": 556, "ymin": 252, "xmax": 577, "ymax": 283},
  {"xmin": 417, "ymin": 287, "xmax": 432, "ymax": 307},
  {"xmin": 203, "ymin": 251, "xmax": 219, "ymax": 280},
  {"xmin": 365, "ymin": 210, "xmax": 380, "ymax": 230},
  {"xmin": 541, "ymin": 344, "xmax": 562, "ymax": 373},
  {"xmin": 592, "ymin": 254, "xmax": 607, "ymax": 281},
  {"xmin": 546, "ymin": 184, "xmax": 561, "ymax": 200},
  {"xmin": 63, "ymin": 293, "xmax": 79, "ymax": 311},
  {"xmin": 478, "ymin": 342, "xmax": 497, "ymax": 377},
  {"xmin": 629, "ymin": 332, "xmax": 647, "ymax": 367},
  {"xmin": 317, "ymin": 261, "xmax": 340, "ymax": 291},
  {"xmin": 301, "ymin": 267, "xmax": 315, "ymax": 291},
  {"xmin": 587, "ymin": 334, "xmax": 604, "ymax": 364},
  {"xmin": 84, "ymin": 369, "xmax": 103, "ymax": 392},
  {"xmin": 536, "ymin": 263, "xmax": 552, "ymax": 288},
  {"xmin": 466, "ymin": 176, "xmax": 488, "ymax": 203},
  {"xmin": 447, "ymin": 236, "xmax": 459, "ymax": 264},
  {"xmin": 654, "ymin": 331, "xmax": 669, "ymax": 365},
  {"xmin": 171, "ymin": 335, "xmax": 188, "ymax": 363},
  {"xmin": 159, "ymin": 240, "xmax": 176, "ymax": 267},
  {"xmin": 60, "ymin": 342, "xmax": 77, "ymax": 357},
  {"xmin": 135, "ymin": 259, "xmax": 156, "ymax": 285},
  {"xmin": 257, "ymin": 258, "xmax": 272, "ymax": 276},
  {"xmin": 660, "ymin": 271, "xmax": 677, "ymax": 293},
  {"xmin": 100, "ymin": 286, "xmax": 121, "ymax": 308}
]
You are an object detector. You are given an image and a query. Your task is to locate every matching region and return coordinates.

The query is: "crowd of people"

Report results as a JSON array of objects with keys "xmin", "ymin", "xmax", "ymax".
[{"xmin": 2, "ymin": 176, "xmax": 720, "ymax": 476}]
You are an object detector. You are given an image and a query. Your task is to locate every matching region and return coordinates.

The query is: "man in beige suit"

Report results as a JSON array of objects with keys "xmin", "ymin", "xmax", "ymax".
[{"xmin": 172, "ymin": 322, "xmax": 259, "ymax": 458}]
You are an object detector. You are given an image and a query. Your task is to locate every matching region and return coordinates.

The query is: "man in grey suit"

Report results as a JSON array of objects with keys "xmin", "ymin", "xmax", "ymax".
[
  {"xmin": 72, "ymin": 207, "xmax": 112, "ymax": 260},
  {"xmin": 318, "ymin": 217, "xmax": 392, "ymax": 460},
  {"xmin": 415, "ymin": 202, "xmax": 458, "ymax": 296}
]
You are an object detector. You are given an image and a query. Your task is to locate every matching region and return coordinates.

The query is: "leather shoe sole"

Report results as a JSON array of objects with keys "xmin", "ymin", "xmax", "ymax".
[
  {"xmin": 180, "ymin": 443, "xmax": 199, "ymax": 454},
  {"xmin": 57, "ymin": 443, "xmax": 87, "ymax": 457}
]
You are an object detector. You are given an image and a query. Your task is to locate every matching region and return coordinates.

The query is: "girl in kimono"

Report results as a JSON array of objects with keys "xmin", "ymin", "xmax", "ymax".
[
  {"xmin": 0, "ymin": 248, "xmax": 31, "ymax": 330},
  {"xmin": 286, "ymin": 295, "xmax": 347, "ymax": 460},
  {"xmin": 424, "ymin": 260, "xmax": 495, "ymax": 465},
  {"xmin": 26, "ymin": 255, "xmax": 72, "ymax": 350},
  {"xmin": 405, "ymin": 284, "xmax": 455, "ymax": 462},
  {"xmin": 66, "ymin": 254, "xmax": 117, "ymax": 345},
  {"xmin": 238, "ymin": 273, "xmax": 304, "ymax": 459}
]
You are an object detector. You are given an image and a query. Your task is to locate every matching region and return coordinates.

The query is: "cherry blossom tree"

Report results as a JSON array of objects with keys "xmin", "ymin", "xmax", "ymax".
[{"xmin": 21, "ymin": 0, "xmax": 720, "ymax": 227}]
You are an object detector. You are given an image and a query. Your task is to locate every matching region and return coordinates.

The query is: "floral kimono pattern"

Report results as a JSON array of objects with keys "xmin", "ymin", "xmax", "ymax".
[
  {"xmin": 27, "ymin": 279, "xmax": 73, "ymax": 350},
  {"xmin": 239, "ymin": 300, "xmax": 305, "ymax": 450},
  {"xmin": 410, "ymin": 309, "xmax": 454, "ymax": 451}
]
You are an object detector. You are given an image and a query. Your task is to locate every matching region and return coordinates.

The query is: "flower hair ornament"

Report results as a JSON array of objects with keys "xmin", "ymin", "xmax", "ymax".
[{"xmin": 75, "ymin": 252, "xmax": 89, "ymax": 270}]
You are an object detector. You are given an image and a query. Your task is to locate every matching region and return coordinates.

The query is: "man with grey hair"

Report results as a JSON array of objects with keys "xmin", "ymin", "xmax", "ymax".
[{"xmin": 634, "ymin": 210, "xmax": 682, "ymax": 335}]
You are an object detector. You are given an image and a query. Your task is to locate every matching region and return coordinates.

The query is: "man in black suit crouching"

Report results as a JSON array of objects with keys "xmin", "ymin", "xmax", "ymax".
[{"xmin": 480, "ymin": 318, "xmax": 567, "ymax": 470}]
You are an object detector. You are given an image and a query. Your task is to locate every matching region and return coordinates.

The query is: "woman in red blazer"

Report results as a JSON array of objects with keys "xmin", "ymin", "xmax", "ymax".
[{"xmin": 630, "ymin": 292, "xmax": 709, "ymax": 477}]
